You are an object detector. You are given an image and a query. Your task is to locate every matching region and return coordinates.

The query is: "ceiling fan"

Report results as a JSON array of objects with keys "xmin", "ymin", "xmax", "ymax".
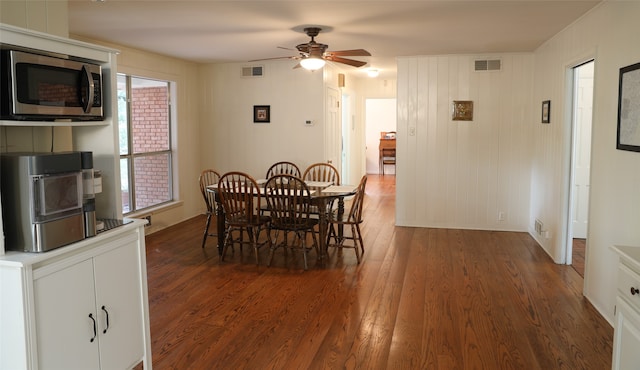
[{"xmin": 250, "ymin": 27, "xmax": 371, "ymax": 71}]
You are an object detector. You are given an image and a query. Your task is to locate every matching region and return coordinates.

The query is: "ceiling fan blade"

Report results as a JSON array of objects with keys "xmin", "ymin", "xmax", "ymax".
[
  {"xmin": 248, "ymin": 56, "xmax": 297, "ymax": 62},
  {"xmin": 277, "ymin": 46, "xmax": 296, "ymax": 51},
  {"xmin": 324, "ymin": 55, "xmax": 368, "ymax": 68},
  {"xmin": 325, "ymin": 49, "xmax": 371, "ymax": 57}
]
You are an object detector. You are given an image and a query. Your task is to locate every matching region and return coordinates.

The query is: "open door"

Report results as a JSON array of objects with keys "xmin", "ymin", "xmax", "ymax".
[{"xmin": 567, "ymin": 60, "xmax": 594, "ymax": 277}]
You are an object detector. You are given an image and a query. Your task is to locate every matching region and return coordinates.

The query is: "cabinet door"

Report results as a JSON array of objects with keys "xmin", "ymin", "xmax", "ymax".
[
  {"xmin": 34, "ymin": 259, "xmax": 100, "ymax": 370},
  {"xmin": 613, "ymin": 297, "xmax": 640, "ymax": 370},
  {"xmin": 93, "ymin": 240, "xmax": 145, "ymax": 369}
]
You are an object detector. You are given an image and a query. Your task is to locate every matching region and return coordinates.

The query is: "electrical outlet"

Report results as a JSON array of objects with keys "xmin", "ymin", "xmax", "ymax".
[
  {"xmin": 534, "ymin": 219, "xmax": 543, "ymax": 234},
  {"xmin": 144, "ymin": 215, "xmax": 152, "ymax": 226},
  {"xmin": 498, "ymin": 211, "xmax": 506, "ymax": 221},
  {"xmin": 409, "ymin": 126, "xmax": 416, "ymax": 136}
]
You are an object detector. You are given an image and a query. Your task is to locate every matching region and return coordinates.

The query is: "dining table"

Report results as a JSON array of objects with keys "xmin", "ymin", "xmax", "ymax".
[{"xmin": 207, "ymin": 180, "xmax": 358, "ymax": 259}]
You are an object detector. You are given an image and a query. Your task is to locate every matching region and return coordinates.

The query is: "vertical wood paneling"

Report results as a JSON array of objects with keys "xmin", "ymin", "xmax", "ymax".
[
  {"xmin": 530, "ymin": 1, "xmax": 640, "ymax": 323},
  {"xmin": 414, "ymin": 58, "xmax": 430, "ymax": 222},
  {"xmin": 397, "ymin": 53, "xmax": 533, "ymax": 231}
]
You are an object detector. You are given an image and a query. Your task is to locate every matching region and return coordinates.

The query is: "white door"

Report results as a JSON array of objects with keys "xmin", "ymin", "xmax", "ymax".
[
  {"xmin": 612, "ymin": 297, "xmax": 640, "ymax": 370},
  {"xmin": 326, "ymin": 87, "xmax": 341, "ymax": 173},
  {"xmin": 34, "ymin": 259, "xmax": 101, "ymax": 370},
  {"xmin": 571, "ymin": 62, "xmax": 594, "ymax": 239},
  {"xmin": 94, "ymin": 240, "xmax": 145, "ymax": 369}
]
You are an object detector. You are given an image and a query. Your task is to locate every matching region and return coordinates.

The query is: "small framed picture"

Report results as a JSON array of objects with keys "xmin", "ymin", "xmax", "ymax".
[
  {"xmin": 541, "ymin": 100, "xmax": 551, "ymax": 123},
  {"xmin": 253, "ymin": 105, "xmax": 270, "ymax": 123},
  {"xmin": 452, "ymin": 100, "xmax": 473, "ymax": 121}
]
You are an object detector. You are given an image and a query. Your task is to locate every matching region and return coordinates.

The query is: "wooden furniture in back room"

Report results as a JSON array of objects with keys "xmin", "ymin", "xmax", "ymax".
[{"xmin": 379, "ymin": 131, "xmax": 396, "ymax": 175}]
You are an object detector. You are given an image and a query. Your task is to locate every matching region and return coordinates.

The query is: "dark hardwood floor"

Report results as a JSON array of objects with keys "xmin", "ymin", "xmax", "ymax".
[
  {"xmin": 572, "ymin": 238, "xmax": 586, "ymax": 278},
  {"xmin": 143, "ymin": 175, "xmax": 612, "ymax": 369}
]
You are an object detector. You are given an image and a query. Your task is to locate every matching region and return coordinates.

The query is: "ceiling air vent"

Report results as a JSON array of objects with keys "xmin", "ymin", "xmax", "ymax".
[
  {"xmin": 474, "ymin": 59, "xmax": 501, "ymax": 72},
  {"xmin": 242, "ymin": 65, "xmax": 264, "ymax": 77}
]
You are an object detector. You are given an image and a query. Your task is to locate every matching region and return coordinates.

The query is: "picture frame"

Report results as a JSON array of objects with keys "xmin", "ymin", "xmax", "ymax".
[
  {"xmin": 452, "ymin": 100, "xmax": 473, "ymax": 121},
  {"xmin": 541, "ymin": 100, "xmax": 551, "ymax": 123},
  {"xmin": 253, "ymin": 105, "xmax": 270, "ymax": 123},
  {"xmin": 617, "ymin": 62, "xmax": 640, "ymax": 152}
]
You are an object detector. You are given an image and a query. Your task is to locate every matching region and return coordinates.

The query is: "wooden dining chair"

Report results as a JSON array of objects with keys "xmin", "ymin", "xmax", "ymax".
[
  {"xmin": 217, "ymin": 171, "xmax": 271, "ymax": 265},
  {"xmin": 303, "ymin": 162, "xmax": 341, "ymax": 216},
  {"xmin": 198, "ymin": 169, "xmax": 221, "ymax": 248},
  {"xmin": 264, "ymin": 174, "xmax": 319, "ymax": 270},
  {"xmin": 266, "ymin": 161, "xmax": 301, "ymax": 179},
  {"xmin": 302, "ymin": 162, "xmax": 340, "ymax": 185},
  {"xmin": 326, "ymin": 175, "xmax": 368, "ymax": 263}
]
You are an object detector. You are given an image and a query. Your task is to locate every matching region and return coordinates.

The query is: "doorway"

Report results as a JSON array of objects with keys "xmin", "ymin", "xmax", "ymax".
[
  {"xmin": 365, "ymin": 98, "xmax": 396, "ymax": 174},
  {"xmin": 567, "ymin": 60, "xmax": 594, "ymax": 278}
]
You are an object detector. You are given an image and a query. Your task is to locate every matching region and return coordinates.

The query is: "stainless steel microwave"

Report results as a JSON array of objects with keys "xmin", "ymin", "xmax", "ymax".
[{"xmin": 0, "ymin": 50, "xmax": 104, "ymax": 121}]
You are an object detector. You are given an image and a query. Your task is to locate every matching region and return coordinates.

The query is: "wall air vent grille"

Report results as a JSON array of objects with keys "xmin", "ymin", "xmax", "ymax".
[
  {"xmin": 474, "ymin": 59, "xmax": 502, "ymax": 72},
  {"xmin": 242, "ymin": 65, "xmax": 264, "ymax": 77}
]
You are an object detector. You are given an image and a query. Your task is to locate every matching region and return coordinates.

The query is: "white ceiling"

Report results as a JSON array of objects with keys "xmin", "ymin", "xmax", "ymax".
[{"xmin": 68, "ymin": 0, "xmax": 601, "ymax": 79}]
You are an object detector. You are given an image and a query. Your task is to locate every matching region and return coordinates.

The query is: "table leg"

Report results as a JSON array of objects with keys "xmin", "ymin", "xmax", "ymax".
[
  {"xmin": 337, "ymin": 197, "xmax": 346, "ymax": 240},
  {"xmin": 316, "ymin": 198, "xmax": 328, "ymax": 260}
]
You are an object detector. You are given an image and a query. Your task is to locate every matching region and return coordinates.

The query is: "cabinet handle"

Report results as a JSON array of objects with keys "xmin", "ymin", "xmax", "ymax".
[
  {"xmin": 101, "ymin": 305, "xmax": 110, "ymax": 334},
  {"xmin": 631, "ymin": 287, "xmax": 640, "ymax": 295},
  {"xmin": 88, "ymin": 313, "xmax": 97, "ymax": 342}
]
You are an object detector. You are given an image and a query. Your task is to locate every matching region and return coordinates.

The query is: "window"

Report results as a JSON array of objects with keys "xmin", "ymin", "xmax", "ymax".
[{"xmin": 117, "ymin": 75, "xmax": 174, "ymax": 214}]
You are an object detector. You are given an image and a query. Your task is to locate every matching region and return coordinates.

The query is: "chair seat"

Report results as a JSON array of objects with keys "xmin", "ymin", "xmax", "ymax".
[
  {"xmin": 326, "ymin": 210, "xmax": 358, "ymax": 225},
  {"xmin": 226, "ymin": 215, "xmax": 271, "ymax": 227},
  {"xmin": 271, "ymin": 218, "xmax": 319, "ymax": 232}
]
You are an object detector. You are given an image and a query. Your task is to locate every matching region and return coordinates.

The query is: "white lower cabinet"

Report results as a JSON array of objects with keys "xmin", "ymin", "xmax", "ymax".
[
  {"xmin": 612, "ymin": 245, "xmax": 640, "ymax": 370},
  {"xmin": 0, "ymin": 220, "xmax": 151, "ymax": 370},
  {"xmin": 34, "ymin": 239, "xmax": 144, "ymax": 369},
  {"xmin": 612, "ymin": 296, "xmax": 640, "ymax": 369}
]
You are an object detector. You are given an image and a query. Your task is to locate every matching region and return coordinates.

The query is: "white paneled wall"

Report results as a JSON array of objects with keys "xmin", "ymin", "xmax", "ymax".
[
  {"xmin": 531, "ymin": 1, "xmax": 640, "ymax": 323},
  {"xmin": 198, "ymin": 61, "xmax": 326, "ymax": 179},
  {"xmin": 397, "ymin": 54, "xmax": 533, "ymax": 231}
]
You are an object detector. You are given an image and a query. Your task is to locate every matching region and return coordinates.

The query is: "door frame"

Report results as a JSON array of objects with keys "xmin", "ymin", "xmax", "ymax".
[{"xmin": 562, "ymin": 57, "xmax": 595, "ymax": 270}]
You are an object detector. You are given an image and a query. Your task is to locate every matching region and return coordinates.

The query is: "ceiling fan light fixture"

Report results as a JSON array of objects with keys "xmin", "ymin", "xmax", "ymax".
[
  {"xmin": 300, "ymin": 57, "xmax": 326, "ymax": 71},
  {"xmin": 367, "ymin": 69, "xmax": 379, "ymax": 78}
]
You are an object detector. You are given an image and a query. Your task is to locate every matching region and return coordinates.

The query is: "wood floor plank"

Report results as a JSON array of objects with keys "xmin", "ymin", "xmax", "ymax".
[{"xmin": 143, "ymin": 175, "xmax": 613, "ymax": 369}]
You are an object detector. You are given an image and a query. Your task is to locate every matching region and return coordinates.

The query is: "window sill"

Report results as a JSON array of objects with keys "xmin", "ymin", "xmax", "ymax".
[{"xmin": 125, "ymin": 200, "xmax": 184, "ymax": 219}]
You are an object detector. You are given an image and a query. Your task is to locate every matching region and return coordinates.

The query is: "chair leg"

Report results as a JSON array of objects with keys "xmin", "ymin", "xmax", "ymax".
[
  {"xmin": 352, "ymin": 224, "xmax": 361, "ymax": 263},
  {"xmin": 202, "ymin": 213, "xmax": 212, "ymax": 248},
  {"xmin": 298, "ymin": 231, "xmax": 309, "ymax": 270},
  {"xmin": 355, "ymin": 224, "xmax": 365, "ymax": 257},
  {"xmin": 220, "ymin": 226, "xmax": 232, "ymax": 261},
  {"xmin": 248, "ymin": 227, "xmax": 259, "ymax": 266},
  {"xmin": 267, "ymin": 228, "xmax": 275, "ymax": 267}
]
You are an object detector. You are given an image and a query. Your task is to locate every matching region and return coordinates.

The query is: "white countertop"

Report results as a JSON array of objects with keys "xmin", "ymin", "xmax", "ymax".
[
  {"xmin": 0, "ymin": 218, "xmax": 145, "ymax": 267},
  {"xmin": 612, "ymin": 245, "xmax": 640, "ymax": 271}
]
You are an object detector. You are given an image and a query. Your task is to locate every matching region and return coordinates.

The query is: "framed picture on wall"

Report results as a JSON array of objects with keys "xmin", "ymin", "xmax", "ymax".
[
  {"xmin": 452, "ymin": 100, "xmax": 473, "ymax": 121},
  {"xmin": 541, "ymin": 100, "xmax": 551, "ymax": 123},
  {"xmin": 617, "ymin": 62, "xmax": 640, "ymax": 152},
  {"xmin": 253, "ymin": 105, "xmax": 270, "ymax": 123}
]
